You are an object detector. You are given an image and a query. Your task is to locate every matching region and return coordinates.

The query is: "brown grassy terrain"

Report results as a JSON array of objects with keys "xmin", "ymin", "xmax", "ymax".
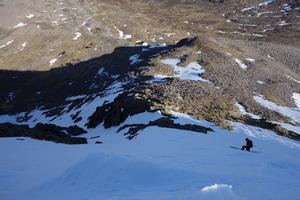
[{"xmin": 1, "ymin": 0, "xmax": 299, "ymax": 70}]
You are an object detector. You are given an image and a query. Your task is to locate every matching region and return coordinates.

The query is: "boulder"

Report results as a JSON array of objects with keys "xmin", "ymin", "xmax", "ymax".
[
  {"xmin": 117, "ymin": 117, "xmax": 213, "ymax": 140},
  {"xmin": 87, "ymin": 94, "xmax": 151, "ymax": 129},
  {"xmin": 66, "ymin": 125, "xmax": 87, "ymax": 136},
  {"xmin": 0, "ymin": 122, "xmax": 87, "ymax": 144}
]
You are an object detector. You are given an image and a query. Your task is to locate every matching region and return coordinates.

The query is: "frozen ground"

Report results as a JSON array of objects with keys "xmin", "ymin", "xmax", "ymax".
[{"xmin": 1, "ymin": 112, "xmax": 300, "ymax": 200}]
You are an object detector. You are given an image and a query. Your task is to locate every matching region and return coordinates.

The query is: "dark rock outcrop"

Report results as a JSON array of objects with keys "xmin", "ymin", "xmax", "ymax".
[
  {"xmin": 231, "ymin": 116, "xmax": 300, "ymax": 141},
  {"xmin": 86, "ymin": 93, "xmax": 155, "ymax": 129},
  {"xmin": 66, "ymin": 125, "xmax": 88, "ymax": 136},
  {"xmin": 0, "ymin": 123, "xmax": 87, "ymax": 144},
  {"xmin": 117, "ymin": 117, "xmax": 213, "ymax": 140}
]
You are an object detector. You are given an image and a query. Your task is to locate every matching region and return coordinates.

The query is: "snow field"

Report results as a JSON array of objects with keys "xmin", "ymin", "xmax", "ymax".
[{"xmin": 1, "ymin": 111, "xmax": 300, "ymax": 200}]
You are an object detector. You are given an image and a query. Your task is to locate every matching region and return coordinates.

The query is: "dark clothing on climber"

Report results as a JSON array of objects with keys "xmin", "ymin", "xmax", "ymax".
[{"xmin": 241, "ymin": 138, "xmax": 253, "ymax": 151}]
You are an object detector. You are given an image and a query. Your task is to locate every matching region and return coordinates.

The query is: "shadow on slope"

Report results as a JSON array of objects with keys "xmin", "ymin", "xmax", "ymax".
[{"xmin": 0, "ymin": 38, "xmax": 197, "ymax": 116}]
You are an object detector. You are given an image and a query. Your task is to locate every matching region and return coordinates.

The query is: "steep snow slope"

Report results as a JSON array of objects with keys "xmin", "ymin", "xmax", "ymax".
[
  {"xmin": 0, "ymin": 1, "xmax": 300, "ymax": 199},
  {"xmin": 1, "ymin": 112, "xmax": 299, "ymax": 200}
]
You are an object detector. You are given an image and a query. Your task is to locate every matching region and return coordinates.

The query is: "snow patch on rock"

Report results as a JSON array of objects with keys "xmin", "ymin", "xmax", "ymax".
[
  {"xmin": 246, "ymin": 58, "xmax": 255, "ymax": 62},
  {"xmin": 267, "ymin": 54, "xmax": 275, "ymax": 60},
  {"xmin": 286, "ymin": 75, "xmax": 300, "ymax": 84},
  {"xmin": 97, "ymin": 67, "xmax": 105, "ymax": 75},
  {"xmin": 49, "ymin": 58, "xmax": 58, "ymax": 67},
  {"xmin": 65, "ymin": 95, "xmax": 86, "ymax": 101},
  {"xmin": 158, "ymin": 59, "xmax": 210, "ymax": 82},
  {"xmin": 26, "ymin": 14, "xmax": 35, "ymax": 19},
  {"xmin": 254, "ymin": 95, "xmax": 300, "ymax": 123},
  {"xmin": 114, "ymin": 26, "xmax": 132, "ymax": 40},
  {"xmin": 73, "ymin": 32, "xmax": 81, "ymax": 40},
  {"xmin": 292, "ymin": 93, "xmax": 300, "ymax": 108},
  {"xmin": 258, "ymin": 0, "xmax": 275, "ymax": 7},
  {"xmin": 0, "ymin": 40, "xmax": 14, "ymax": 49},
  {"xmin": 257, "ymin": 80, "xmax": 265, "ymax": 85},
  {"xmin": 234, "ymin": 58, "xmax": 248, "ymax": 70},
  {"xmin": 235, "ymin": 102, "xmax": 261, "ymax": 119},
  {"xmin": 129, "ymin": 54, "xmax": 143, "ymax": 65},
  {"xmin": 14, "ymin": 22, "xmax": 27, "ymax": 28}
]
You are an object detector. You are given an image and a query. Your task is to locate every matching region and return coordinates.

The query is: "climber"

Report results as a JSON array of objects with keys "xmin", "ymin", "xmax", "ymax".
[{"xmin": 241, "ymin": 138, "xmax": 253, "ymax": 151}]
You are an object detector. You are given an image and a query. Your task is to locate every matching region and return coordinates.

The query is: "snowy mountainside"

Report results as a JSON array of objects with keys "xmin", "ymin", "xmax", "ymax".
[
  {"xmin": 1, "ymin": 36, "xmax": 300, "ymax": 199},
  {"xmin": 1, "ymin": 36, "xmax": 300, "ymax": 142},
  {"xmin": 1, "ymin": 0, "xmax": 300, "ymax": 199},
  {"xmin": 1, "ymin": 111, "xmax": 300, "ymax": 200}
]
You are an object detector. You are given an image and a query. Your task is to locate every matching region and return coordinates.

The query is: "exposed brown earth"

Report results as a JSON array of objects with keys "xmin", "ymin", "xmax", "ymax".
[{"xmin": 0, "ymin": 0, "xmax": 299, "ymax": 70}]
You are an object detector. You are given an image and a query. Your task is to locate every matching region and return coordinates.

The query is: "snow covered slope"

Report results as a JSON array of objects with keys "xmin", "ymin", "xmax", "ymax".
[
  {"xmin": 1, "ymin": 1, "xmax": 300, "ymax": 199},
  {"xmin": 1, "ymin": 112, "xmax": 300, "ymax": 200}
]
